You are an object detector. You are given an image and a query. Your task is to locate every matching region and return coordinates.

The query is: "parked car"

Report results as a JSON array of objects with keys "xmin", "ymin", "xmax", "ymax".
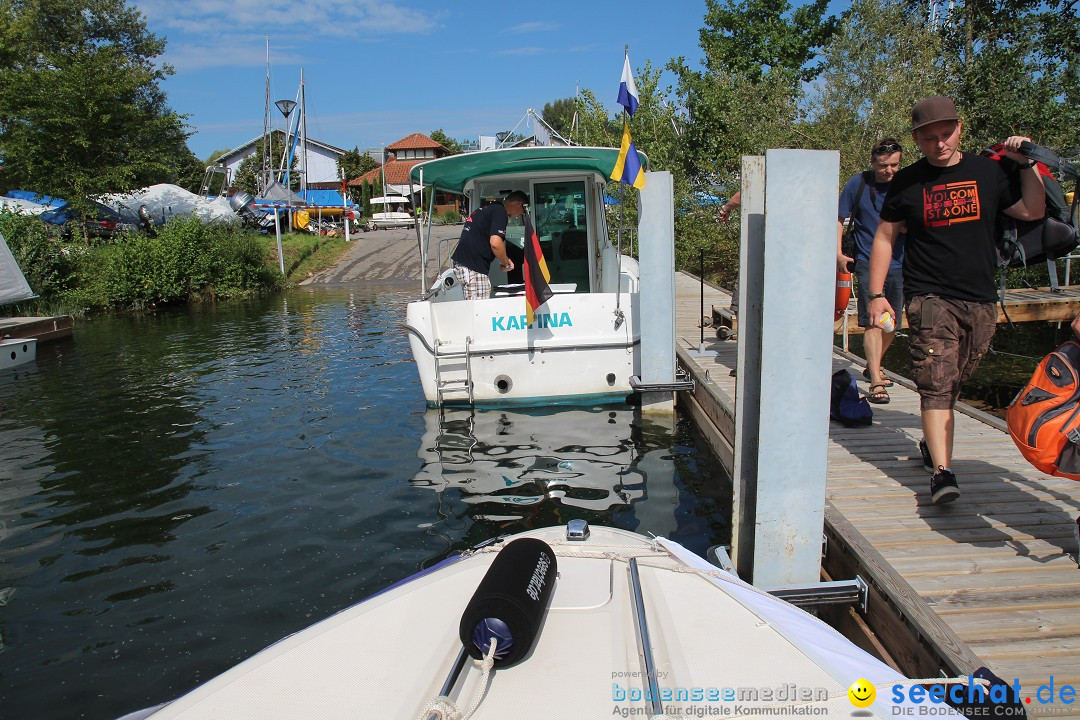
[{"xmin": 39, "ymin": 200, "xmax": 137, "ymax": 239}]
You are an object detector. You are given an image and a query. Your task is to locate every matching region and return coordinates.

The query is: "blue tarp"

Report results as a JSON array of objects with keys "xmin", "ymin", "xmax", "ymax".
[
  {"xmin": 692, "ymin": 191, "xmax": 724, "ymax": 206},
  {"xmin": 299, "ymin": 190, "xmax": 357, "ymax": 207},
  {"xmin": 6, "ymin": 190, "xmax": 63, "ymax": 207}
]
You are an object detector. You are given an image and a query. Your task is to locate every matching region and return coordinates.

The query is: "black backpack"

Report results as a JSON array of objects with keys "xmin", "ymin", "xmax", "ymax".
[{"xmin": 983, "ymin": 141, "xmax": 1080, "ymax": 320}]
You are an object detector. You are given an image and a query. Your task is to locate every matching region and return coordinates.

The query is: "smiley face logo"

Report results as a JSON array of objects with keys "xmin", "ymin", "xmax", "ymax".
[{"xmin": 847, "ymin": 679, "xmax": 876, "ymax": 708}]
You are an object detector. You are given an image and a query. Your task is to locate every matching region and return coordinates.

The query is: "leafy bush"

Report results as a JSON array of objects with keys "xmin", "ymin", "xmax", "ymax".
[
  {"xmin": 97, "ymin": 217, "xmax": 279, "ymax": 308},
  {"xmin": 0, "ymin": 213, "xmax": 280, "ymax": 313},
  {"xmin": 434, "ymin": 210, "xmax": 462, "ymax": 225},
  {"xmin": 0, "ymin": 209, "xmax": 80, "ymax": 303}
]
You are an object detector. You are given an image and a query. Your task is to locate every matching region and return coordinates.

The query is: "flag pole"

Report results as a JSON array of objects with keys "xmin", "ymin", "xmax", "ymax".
[{"xmin": 614, "ymin": 44, "xmax": 629, "ymax": 325}]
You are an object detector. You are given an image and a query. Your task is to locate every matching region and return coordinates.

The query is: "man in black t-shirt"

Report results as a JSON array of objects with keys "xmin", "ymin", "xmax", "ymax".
[
  {"xmin": 451, "ymin": 191, "xmax": 527, "ymax": 300},
  {"xmin": 867, "ymin": 96, "xmax": 1045, "ymax": 504}
]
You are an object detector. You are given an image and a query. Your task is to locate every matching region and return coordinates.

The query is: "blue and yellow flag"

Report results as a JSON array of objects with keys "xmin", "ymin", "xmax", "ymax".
[
  {"xmin": 610, "ymin": 53, "xmax": 646, "ymax": 189},
  {"xmin": 611, "ymin": 120, "xmax": 646, "ymax": 189}
]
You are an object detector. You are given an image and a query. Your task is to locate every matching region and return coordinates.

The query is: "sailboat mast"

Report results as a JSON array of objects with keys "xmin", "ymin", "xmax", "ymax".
[
  {"xmin": 261, "ymin": 36, "xmax": 272, "ymax": 195},
  {"xmin": 300, "ymin": 68, "xmax": 308, "ymax": 195}
]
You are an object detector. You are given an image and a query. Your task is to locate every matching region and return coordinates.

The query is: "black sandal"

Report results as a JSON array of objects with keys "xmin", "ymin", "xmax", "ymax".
[{"xmin": 867, "ymin": 383, "xmax": 890, "ymax": 404}]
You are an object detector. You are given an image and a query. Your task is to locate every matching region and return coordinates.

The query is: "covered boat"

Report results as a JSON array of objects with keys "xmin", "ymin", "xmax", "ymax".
[
  {"xmin": 114, "ymin": 523, "xmax": 968, "ymax": 720},
  {"xmin": 0, "ymin": 230, "xmax": 37, "ymax": 369},
  {"xmin": 405, "ymin": 147, "xmax": 642, "ymax": 406}
]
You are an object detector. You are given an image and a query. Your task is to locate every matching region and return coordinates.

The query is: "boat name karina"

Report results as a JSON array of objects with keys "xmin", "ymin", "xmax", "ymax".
[
  {"xmin": 526, "ymin": 552, "xmax": 551, "ymax": 601},
  {"xmin": 491, "ymin": 312, "xmax": 574, "ymax": 332}
]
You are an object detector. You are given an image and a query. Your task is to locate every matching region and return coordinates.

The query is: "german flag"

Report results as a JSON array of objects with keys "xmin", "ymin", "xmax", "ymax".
[{"xmin": 523, "ymin": 211, "xmax": 553, "ymax": 325}]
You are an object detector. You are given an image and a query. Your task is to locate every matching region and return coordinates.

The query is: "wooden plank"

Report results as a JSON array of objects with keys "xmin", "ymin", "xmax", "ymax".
[
  {"xmin": 860, "ymin": 525, "xmax": 1077, "ymax": 548},
  {"xmin": 866, "ymin": 539, "xmax": 1073, "ymax": 563},
  {"xmin": 908, "ymin": 574, "xmax": 1077, "ymax": 595},
  {"xmin": 934, "ymin": 607, "xmax": 1080, "ymax": 642},
  {"xmin": 837, "ymin": 500, "xmax": 1080, "ymax": 520},
  {"xmin": 890, "ymin": 554, "xmax": 1078, "ymax": 576},
  {"xmin": 675, "ymin": 390, "xmax": 733, "ymax": 474}
]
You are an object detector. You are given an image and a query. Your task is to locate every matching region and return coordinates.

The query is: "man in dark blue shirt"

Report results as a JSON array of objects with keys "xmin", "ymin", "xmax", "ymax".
[
  {"xmin": 451, "ymin": 191, "xmax": 527, "ymax": 299},
  {"xmin": 837, "ymin": 138, "xmax": 905, "ymax": 404}
]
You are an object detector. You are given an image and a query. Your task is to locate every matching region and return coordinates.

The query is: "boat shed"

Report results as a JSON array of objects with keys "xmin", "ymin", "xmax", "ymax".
[{"xmin": 215, "ymin": 130, "xmax": 348, "ymax": 188}]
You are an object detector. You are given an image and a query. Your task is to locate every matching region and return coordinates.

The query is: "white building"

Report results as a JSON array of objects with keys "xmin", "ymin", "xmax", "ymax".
[{"xmin": 214, "ymin": 131, "xmax": 348, "ymax": 190}]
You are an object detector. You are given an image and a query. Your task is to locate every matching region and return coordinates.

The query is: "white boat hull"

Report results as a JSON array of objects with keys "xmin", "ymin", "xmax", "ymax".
[
  {"xmin": 406, "ymin": 293, "xmax": 639, "ymax": 406},
  {"xmin": 0, "ymin": 337, "xmax": 36, "ymax": 369},
  {"xmin": 118, "ymin": 525, "xmax": 954, "ymax": 720},
  {"xmin": 368, "ymin": 211, "xmax": 415, "ymax": 230}
]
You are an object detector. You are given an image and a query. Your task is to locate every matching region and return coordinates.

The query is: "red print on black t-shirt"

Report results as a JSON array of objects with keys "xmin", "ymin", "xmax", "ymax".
[{"xmin": 922, "ymin": 180, "xmax": 981, "ymax": 227}]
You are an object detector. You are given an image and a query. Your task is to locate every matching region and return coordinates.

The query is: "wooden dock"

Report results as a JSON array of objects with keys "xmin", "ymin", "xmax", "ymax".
[
  {"xmin": 0, "ymin": 315, "xmax": 73, "ymax": 342},
  {"xmin": 675, "ymin": 271, "xmax": 1080, "ymax": 716}
]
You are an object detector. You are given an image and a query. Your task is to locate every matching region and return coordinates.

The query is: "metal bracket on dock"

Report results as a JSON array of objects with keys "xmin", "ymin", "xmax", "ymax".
[
  {"xmin": 763, "ymin": 576, "xmax": 869, "ymax": 613},
  {"xmin": 708, "ymin": 545, "xmax": 737, "ymax": 575},
  {"xmin": 630, "ymin": 367, "xmax": 695, "ymax": 393}
]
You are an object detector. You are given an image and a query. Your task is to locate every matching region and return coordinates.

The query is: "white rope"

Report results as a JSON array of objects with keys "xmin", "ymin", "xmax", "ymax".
[
  {"xmin": 414, "ymin": 639, "xmax": 498, "ymax": 720},
  {"xmin": 414, "ymin": 694, "xmax": 460, "ymax": 720}
]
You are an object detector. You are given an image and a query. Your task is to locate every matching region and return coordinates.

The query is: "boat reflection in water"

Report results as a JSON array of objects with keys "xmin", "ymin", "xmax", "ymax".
[{"xmin": 412, "ymin": 404, "xmax": 689, "ymax": 536}]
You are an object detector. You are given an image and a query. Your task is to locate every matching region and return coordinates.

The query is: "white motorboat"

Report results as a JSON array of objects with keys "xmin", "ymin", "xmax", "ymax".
[
  {"xmin": 0, "ymin": 336, "xmax": 36, "ymax": 370},
  {"xmin": 368, "ymin": 195, "xmax": 417, "ymax": 230},
  {"xmin": 114, "ymin": 523, "xmax": 968, "ymax": 720},
  {"xmin": 0, "ymin": 230, "xmax": 37, "ymax": 369},
  {"xmin": 405, "ymin": 147, "xmax": 641, "ymax": 406}
]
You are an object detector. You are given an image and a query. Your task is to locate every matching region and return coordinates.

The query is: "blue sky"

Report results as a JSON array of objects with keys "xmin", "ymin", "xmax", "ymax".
[{"xmin": 131, "ymin": 0, "xmax": 714, "ymax": 161}]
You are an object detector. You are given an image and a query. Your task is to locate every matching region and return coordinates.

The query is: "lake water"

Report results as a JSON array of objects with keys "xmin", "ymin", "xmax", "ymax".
[{"xmin": 0, "ymin": 287, "xmax": 731, "ymax": 720}]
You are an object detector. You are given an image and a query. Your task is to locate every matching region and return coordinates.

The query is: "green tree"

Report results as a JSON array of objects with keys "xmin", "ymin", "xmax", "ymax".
[
  {"xmin": 429, "ymin": 129, "xmax": 462, "ymax": 155},
  {"xmin": 923, "ymin": 0, "xmax": 1079, "ymax": 150},
  {"xmin": 233, "ymin": 131, "xmax": 298, "ymax": 194},
  {"xmin": 671, "ymin": 0, "xmax": 840, "ymax": 190},
  {"xmin": 568, "ymin": 89, "xmax": 619, "ymax": 147},
  {"xmin": 809, "ymin": 0, "xmax": 944, "ymax": 181},
  {"xmin": 695, "ymin": 0, "xmax": 839, "ymax": 83},
  {"xmin": 0, "ymin": 0, "xmax": 194, "ymax": 223},
  {"xmin": 338, "ymin": 146, "xmax": 377, "ymax": 182},
  {"xmin": 205, "ymin": 148, "xmax": 232, "ymax": 165},
  {"xmin": 666, "ymin": 0, "xmax": 839, "ymax": 285},
  {"xmin": 541, "ymin": 98, "xmax": 577, "ymax": 138}
]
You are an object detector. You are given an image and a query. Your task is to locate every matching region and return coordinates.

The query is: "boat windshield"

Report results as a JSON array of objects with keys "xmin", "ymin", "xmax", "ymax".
[{"xmin": 531, "ymin": 180, "xmax": 589, "ymax": 292}]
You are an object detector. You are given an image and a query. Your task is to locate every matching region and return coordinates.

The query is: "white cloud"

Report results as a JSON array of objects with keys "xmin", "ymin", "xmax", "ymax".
[
  {"xmin": 132, "ymin": 0, "xmax": 437, "ymax": 38},
  {"xmin": 162, "ymin": 36, "xmax": 307, "ymax": 71},
  {"xmin": 503, "ymin": 21, "xmax": 560, "ymax": 34}
]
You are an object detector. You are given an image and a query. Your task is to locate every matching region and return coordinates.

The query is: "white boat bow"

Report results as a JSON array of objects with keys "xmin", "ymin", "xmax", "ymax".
[{"xmin": 117, "ymin": 524, "xmax": 968, "ymax": 720}]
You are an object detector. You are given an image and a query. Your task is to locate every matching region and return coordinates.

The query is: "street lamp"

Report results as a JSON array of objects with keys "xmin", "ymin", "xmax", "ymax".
[
  {"xmin": 274, "ymin": 99, "xmax": 297, "ymax": 186},
  {"xmin": 273, "ymin": 98, "xmax": 299, "ymax": 253}
]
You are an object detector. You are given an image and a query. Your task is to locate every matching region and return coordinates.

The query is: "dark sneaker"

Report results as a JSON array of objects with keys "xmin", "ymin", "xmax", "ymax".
[
  {"xmin": 919, "ymin": 439, "xmax": 934, "ymax": 473},
  {"xmin": 930, "ymin": 466, "xmax": 960, "ymax": 505}
]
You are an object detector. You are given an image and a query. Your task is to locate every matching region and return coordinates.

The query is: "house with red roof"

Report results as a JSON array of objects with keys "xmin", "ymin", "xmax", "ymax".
[{"xmin": 349, "ymin": 133, "xmax": 461, "ymax": 215}]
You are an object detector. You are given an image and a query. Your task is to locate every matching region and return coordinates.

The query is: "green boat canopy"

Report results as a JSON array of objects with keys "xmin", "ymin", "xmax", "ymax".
[{"xmin": 408, "ymin": 146, "xmax": 649, "ymax": 194}]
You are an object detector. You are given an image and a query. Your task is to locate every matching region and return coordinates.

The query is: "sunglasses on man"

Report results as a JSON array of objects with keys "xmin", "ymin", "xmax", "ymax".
[{"xmin": 873, "ymin": 142, "xmax": 902, "ymax": 155}]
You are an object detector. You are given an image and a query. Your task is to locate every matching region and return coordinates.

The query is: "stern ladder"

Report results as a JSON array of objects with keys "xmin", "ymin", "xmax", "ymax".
[{"xmin": 434, "ymin": 335, "xmax": 474, "ymax": 405}]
